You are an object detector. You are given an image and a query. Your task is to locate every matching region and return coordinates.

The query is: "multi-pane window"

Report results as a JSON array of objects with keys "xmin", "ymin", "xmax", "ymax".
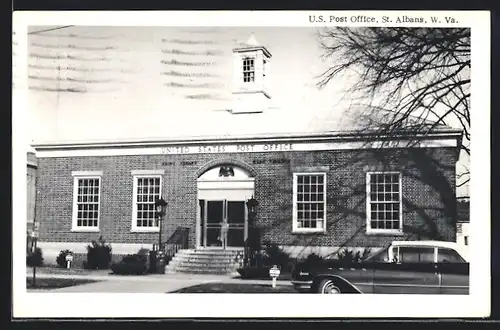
[
  {"xmin": 367, "ymin": 172, "xmax": 402, "ymax": 232},
  {"xmin": 242, "ymin": 57, "xmax": 255, "ymax": 83},
  {"xmin": 73, "ymin": 177, "xmax": 101, "ymax": 229},
  {"xmin": 133, "ymin": 176, "xmax": 161, "ymax": 229},
  {"xmin": 293, "ymin": 173, "xmax": 326, "ymax": 232}
]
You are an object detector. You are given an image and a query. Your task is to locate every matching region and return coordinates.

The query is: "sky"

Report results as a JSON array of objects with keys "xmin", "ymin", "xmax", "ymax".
[
  {"xmin": 22, "ymin": 26, "xmax": 350, "ymax": 143},
  {"xmin": 17, "ymin": 25, "xmax": 469, "ymax": 196}
]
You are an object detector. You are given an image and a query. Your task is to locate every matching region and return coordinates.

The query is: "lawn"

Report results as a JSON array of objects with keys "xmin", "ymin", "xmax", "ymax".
[
  {"xmin": 26, "ymin": 277, "xmax": 100, "ymax": 290},
  {"xmin": 27, "ymin": 266, "xmax": 111, "ymax": 275},
  {"xmin": 172, "ymin": 283, "xmax": 298, "ymax": 293}
]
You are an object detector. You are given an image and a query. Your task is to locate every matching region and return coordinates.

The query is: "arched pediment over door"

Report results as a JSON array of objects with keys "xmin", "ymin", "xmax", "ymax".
[{"xmin": 197, "ymin": 164, "xmax": 255, "ymax": 201}]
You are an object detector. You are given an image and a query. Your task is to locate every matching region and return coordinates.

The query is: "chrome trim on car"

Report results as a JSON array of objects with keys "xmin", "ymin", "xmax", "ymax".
[{"xmin": 291, "ymin": 280, "xmax": 313, "ymax": 291}]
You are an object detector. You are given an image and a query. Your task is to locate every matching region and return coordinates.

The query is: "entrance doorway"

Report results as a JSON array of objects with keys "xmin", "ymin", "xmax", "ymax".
[
  {"xmin": 199, "ymin": 200, "xmax": 246, "ymax": 247},
  {"xmin": 196, "ymin": 164, "xmax": 255, "ymax": 248}
]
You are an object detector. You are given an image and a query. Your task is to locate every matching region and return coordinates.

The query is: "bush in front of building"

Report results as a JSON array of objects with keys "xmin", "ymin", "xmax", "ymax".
[
  {"xmin": 110, "ymin": 254, "xmax": 148, "ymax": 275},
  {"xmin": 56, "ymin": 249, "xmax": 73, "ymax": 268},
  {"xmin": 27, "ymin": 247, "xmax": 43, "ymax": 267},
  {"xmin": 84, "ymin": 236, "xmax": 112, "ymax": 270},
  {"xmin": 238, "ymin": 244, "xmax": 293, "ymax": 279},
  {"xmin": 237, "ymin": 266, "xmax": 271, "ymax": 279},
  {"xmin": 302, "ymin": 253, "xmax": 324, "ymax": 266},
  {"xmin": 336, "ymin": 248, "xmax": 372, "ymax": 263},
  {"xmin": 262, "ymin": 243, "xmax": 291, "ymax": 271}
]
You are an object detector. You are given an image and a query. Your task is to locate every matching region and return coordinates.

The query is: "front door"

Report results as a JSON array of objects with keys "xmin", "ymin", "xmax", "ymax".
[
  {"xmin": 226, "ymin": 201, "xmax": 246, "ymax": 247},
  {"xmin": 200, "ymin": 199, "xmax": 246, "ymax": 248},
  {"xmin": 205, "ymin": 200, "xmax": 224, "ymax": 247}
]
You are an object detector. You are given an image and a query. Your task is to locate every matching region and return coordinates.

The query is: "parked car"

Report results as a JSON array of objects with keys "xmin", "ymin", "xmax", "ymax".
[{"xmin": 291, "ymin": 241, "xmax": 469, "ymax": 294}]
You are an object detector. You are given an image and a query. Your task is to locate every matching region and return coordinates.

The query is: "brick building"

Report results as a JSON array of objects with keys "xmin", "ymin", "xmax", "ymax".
[
  {"xmin": 456, "ymin": 197, "xmax": 470, "ymax": 246},
  {"xmin": 26, "ymin": 151, "xmax": 37, "ymax": 252},
  {"xmin": 29, "ymin": 30, "xmax": 463, "ymax": 265}
]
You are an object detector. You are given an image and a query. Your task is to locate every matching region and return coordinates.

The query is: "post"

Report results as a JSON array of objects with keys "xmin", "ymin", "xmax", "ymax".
[
  {"xmin": 158, "ymin": 216, "xmax": 162, "ymax": 252},
  {"xmin": 32, "ymin": 227, "xmax": 37, "ymax": 287},
  {"xmin": 269, "ymin": 264, "xmax": 280, "ymax": 289}
]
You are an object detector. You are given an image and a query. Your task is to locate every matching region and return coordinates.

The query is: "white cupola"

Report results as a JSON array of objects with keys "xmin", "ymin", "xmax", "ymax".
[{"xmin": 231, "ymin": 34, "xmax": 272, "ymax": 114}]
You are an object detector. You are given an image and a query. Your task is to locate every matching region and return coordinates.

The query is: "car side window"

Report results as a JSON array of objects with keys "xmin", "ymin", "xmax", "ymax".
[
  {"xmin": 437, "ymin": 248, "xmax": 465, "ymax": 263},
  {"xmin": 367, "ymin": 246, "xmax": 389, "ymax": 262},
  {"xmin": 398, "ymin": 247, "xmax": 435, "ymax": 263}
]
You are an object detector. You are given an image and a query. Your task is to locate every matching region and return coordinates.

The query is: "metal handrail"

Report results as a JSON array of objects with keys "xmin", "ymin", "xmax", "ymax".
[{"xmin": 163, "ymin": 227, "xmax": 189, "ymax": 260}]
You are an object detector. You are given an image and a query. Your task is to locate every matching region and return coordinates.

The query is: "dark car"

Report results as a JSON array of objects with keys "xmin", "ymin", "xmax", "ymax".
[{"xmin": 291, "ymin": 241, "xmax": 469, "ymax": 294}]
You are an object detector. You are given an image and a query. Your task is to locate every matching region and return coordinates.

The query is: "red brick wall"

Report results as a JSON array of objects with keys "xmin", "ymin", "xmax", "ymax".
[{"xmin": 35, "ymin": 147, "xmax": 457, "ymax": 249}]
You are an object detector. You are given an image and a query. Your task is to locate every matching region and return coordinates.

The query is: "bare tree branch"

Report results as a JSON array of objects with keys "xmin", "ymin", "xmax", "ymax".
[{"xmin": 317, "ymin": 27, "xmax": 470, "ymax": 186}]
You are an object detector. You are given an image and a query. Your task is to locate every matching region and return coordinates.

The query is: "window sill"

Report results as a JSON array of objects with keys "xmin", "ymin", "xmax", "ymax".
[
  {"xmin": 292, "ymin": 229, "xmax": 327, "ymax": 235},
  {"xmin": 131, "ymin": 228, "xmax": 160, "ymax": 233},
  {"xmin": 71, "ymin": 227, "xmax": 100, "ymax": 233},
  {"xmin": 366, "ymin": 230, "xmax": 404, "ymax": 236}
]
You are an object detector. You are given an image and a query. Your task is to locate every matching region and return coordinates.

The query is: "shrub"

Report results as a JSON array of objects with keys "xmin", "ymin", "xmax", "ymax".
[
  {"xmin": 27, "ymin": 247, "xmax": 43, "ymax": 267},
  {"xmin": 303, "ymin": 253, "xmax": 324, "ymax": 266},
  {"xmin": 262, "ymin": 244, "xmax": 290, "ymax": 270},
  {"xmin": 56, "ymin": 250, "xmax": 73, "ymax": 268},
  {"xmin": 111, "ymin": 254, "xmax": 148, "ymax": 275},
  {"xmin": 85, "ymin": 236, "xmax": 112, "ymax": 270},
  {"xmin": 237, "ymin": 266, "xmax": 272, "ymax": 279},
  {"xmin": 337, "ymin": 248, "xmax": 372, "ymax": 263}
]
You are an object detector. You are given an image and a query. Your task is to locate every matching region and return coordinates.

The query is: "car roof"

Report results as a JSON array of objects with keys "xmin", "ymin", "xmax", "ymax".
[
  {"xmin": 391, "ymin": 240, "xmax": 460, "ymax": 248},
  {"xmin": 391, "ymin": 240, "xmax": 469, "ymax": 261}
]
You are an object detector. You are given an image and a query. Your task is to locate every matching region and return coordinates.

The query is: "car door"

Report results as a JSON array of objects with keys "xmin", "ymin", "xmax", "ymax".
[
  {"xmin": 373, "ymin": 246, "xmax": 440, "ymax": 294},
  {"xmin": 436, "ymin": 247, "xmax": 469, "ymax": 294}
]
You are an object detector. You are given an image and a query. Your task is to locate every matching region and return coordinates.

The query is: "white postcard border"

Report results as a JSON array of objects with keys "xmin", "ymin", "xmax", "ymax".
[{"xmin": 12, "ymin": 10, "xmax": 491, "ymax": 318}]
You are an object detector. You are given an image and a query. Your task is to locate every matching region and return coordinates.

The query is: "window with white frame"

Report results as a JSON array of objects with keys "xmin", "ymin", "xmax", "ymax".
[
  {"xmin": 242, "ymin": 57, "xmax": 255, "ymax": 83},
  {"xmin": 367, "ymin": 172, "xmax": 402, "ymax": 232},
  {"xmin": 293, "ymin": 173, "xmax": 326, "ymax": 232},
  {"xmin": 132, "ymin": 176, "xmax": 162, "ymax": 230},
  {"xmin": 72, "ymin": 176, "xmax": 101, "ymax": 230}
]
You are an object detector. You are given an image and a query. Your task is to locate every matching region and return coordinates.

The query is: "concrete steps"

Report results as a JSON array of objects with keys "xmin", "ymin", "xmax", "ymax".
[{"xmin": 165, "ymin": 248, "xmax": 244, "ymax": 275}]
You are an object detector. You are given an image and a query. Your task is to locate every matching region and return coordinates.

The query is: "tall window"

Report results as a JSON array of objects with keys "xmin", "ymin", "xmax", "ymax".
[
  {"xmin": 72, "ymin": 176, "xmax": 101, "ymax": 231},
  {"xmin": 367, "ymin": 172, "xmax": 402, "ymax": 233},
  {"xmin": 242, "ymin": 57, "xmax": 255, "ymax": 83},
  {"xmin": 293, "ymin": 173, "xmax": 326, "ymax": 232},
  {"xmin": 132, "ymin": 176, "xmax": 162, "ymax": 231}
]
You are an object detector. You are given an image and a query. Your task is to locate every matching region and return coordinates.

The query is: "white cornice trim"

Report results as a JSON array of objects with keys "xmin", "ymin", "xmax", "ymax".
[
  {"xmin": 34, "ymin": 137, "xmax": 459, "ymax": 158},
  {"xmin": 31, "ymin": 129, "xmax": 462, "ymax": 150}
]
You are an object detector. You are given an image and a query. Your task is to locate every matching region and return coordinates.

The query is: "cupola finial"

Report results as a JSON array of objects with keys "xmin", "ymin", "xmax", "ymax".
[{"xmin": 246, "ymin": 33, "xmax": 259, "ymax": 47}]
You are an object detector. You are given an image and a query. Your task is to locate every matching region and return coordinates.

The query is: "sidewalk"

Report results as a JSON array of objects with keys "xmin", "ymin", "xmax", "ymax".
[{"xmin": 26, "ymin": 269, "xmax": 292, "ymax": 293}]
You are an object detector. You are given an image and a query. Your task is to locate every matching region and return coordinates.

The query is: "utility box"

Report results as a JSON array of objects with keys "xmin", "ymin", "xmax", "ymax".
[
  {"xmin": 149, "ymin": 250, "xmax": 166, "ymax": 274},
  {"xmin": 156, "ymin": 251, "xmax": 166, "ymax": 273}
]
